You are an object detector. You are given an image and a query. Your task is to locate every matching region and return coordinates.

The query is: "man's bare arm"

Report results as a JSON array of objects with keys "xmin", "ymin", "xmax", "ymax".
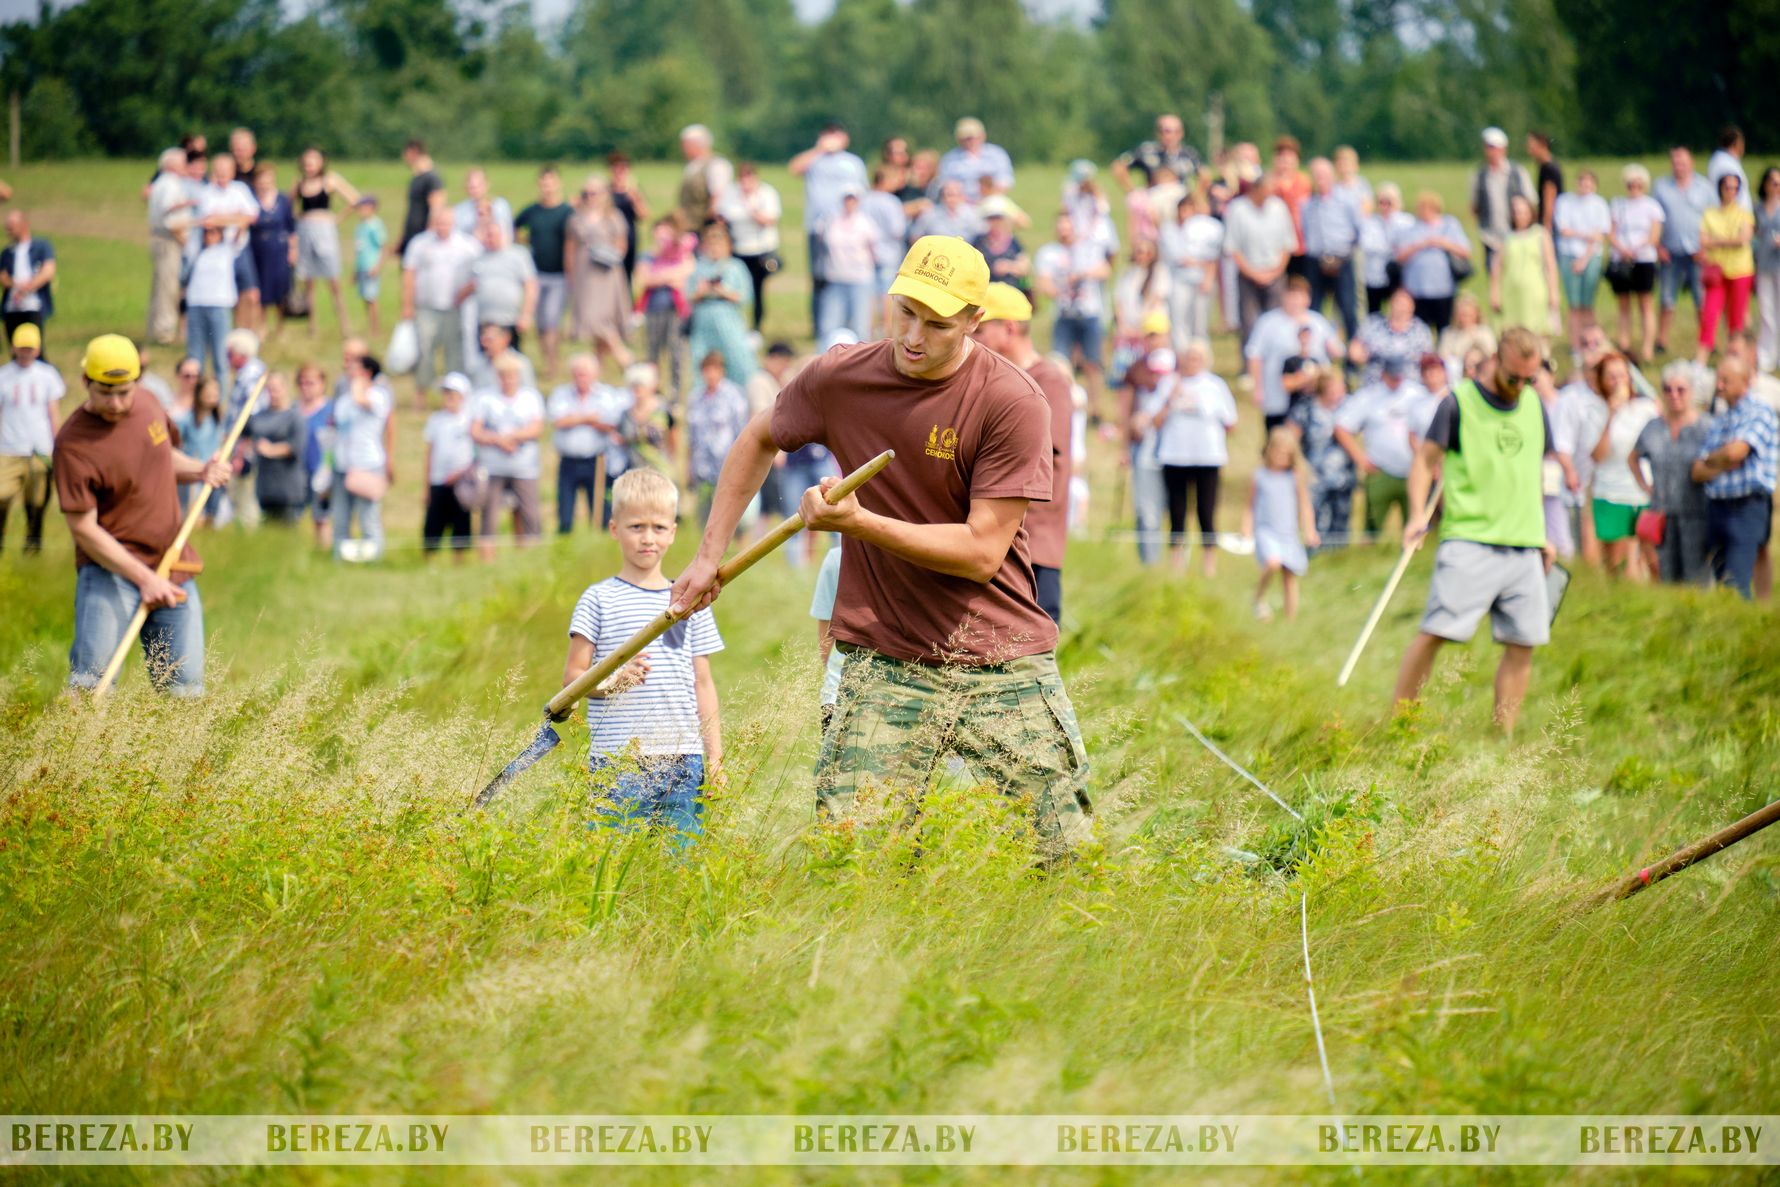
[{"xmin": 801, "ymin": 478, "xmax": 1028, "ymax": 584}]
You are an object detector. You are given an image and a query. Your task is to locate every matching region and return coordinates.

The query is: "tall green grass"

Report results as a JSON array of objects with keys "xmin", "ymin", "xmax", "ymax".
[{"xmin": 3, "ymin": 526, "xmax": 1778, "ymax": 1187}]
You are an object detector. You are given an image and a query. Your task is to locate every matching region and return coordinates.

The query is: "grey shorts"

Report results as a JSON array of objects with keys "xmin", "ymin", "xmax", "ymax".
[
  {"xmin": 297, "ymin": 219, "xmax": 341, "ymax": 280},
  {"xmin": 1419, "ymin": 538, "xmax": 1550, "ymax": 647},
  {"xmin": 536, "ymin": 273, "xmax": 568, "ymax": 332}
]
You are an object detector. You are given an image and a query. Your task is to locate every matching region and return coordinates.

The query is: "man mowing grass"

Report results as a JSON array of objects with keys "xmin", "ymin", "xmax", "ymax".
[
  {"xmin": 1393, "ymin": 326, "xmax": 1558, "ymax": 733},
  {"xmin": 670, "ymin": 236, "xmax": 1091, "ymax": 859}
]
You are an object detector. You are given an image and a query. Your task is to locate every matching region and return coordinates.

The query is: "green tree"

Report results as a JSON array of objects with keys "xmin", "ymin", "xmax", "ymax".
[{"xmin": 1094, "ymin": 0, "xmax": 1277, "ymax": 160}]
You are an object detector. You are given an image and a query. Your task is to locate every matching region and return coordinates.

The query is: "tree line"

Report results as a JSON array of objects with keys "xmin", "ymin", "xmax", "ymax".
[{"xmin": 2, "ymin": 0, "xmax": 1775, "ymax": 164}]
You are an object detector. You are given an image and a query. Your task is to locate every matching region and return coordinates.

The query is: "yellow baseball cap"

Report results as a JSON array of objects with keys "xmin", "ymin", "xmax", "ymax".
[
  {"xmin": 979, "ymin": 282, "xmax": 1032, "ymax": 324},
  {"xmin": 10, "ymin": 323, "xmax": 39, "ymax": 351},
  {"xmin": 82, "ymin": 334, "xmax": 141, "ymax": 384},
  {"xmin": 1141, "ymin": 310, "xmax": 1172, "ymax": 336},
  {"xmin": 889, "ymin": 237, "xmax": 991, "ymax": 319}
]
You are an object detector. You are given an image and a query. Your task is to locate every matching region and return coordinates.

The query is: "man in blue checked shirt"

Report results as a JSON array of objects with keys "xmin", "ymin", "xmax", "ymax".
[
  {"xmin": 1692, "ymin": 355, "xmax": 1777, "ymax": 599},
  {"xmin": 1302, "ymin": 158, "xmax": 1361, "ymax": 338}
]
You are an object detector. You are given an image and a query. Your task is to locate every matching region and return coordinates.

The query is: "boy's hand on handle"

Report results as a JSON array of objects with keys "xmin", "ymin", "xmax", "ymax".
[
  {"xmin": 1404, "ymin": 522, "xmax": 1430, "ymax": 550},
  {"xmin": 670, "ymin": 556, "xmax": 723, "ymax": 617},
  {"xmin": 800, "ymin": 476, "xmax": 859, "ymax": 533},
  {"xmin": 600, "ymin": 653, "xmax": 651, "ymax": 696},
  {"xmin": 202, "ymin": 458, "xmax": 232, "ymax": 487}
]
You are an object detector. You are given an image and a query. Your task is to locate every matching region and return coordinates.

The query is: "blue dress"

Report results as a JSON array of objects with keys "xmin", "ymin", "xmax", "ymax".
[
  {"xmin": 249, "ymin": 193, "xmax": 296, "ymax": 308},
  {"xmin": 1253, "ymin": 467, "xmax": 1309, "ymax": 575},
  {"xmin": 685, "ymin": 256, "xmax": 757, "ymax": 382}
]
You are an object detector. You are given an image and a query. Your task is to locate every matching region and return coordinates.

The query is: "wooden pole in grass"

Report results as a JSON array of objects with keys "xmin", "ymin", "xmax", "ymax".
[
  {"xmin": 1588, "ymin": 799, "xmax": 1780, "ymax": 907},
  {"xmin": 1336, "ymin": 478, "xmax": 1442, "ymax": 688},
  {"xmin": 92, "ymin": 373, "xmax": 267, "ymax": 699}
]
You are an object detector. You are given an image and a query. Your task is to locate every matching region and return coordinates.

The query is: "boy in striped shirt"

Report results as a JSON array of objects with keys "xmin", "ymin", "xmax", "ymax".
[{"xmin": 564, "ymin": 468, "xmax": 723, "ymax": 845}]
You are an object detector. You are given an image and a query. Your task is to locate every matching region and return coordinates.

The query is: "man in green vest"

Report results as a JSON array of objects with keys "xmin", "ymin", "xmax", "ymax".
[{"xmin": 1393, "ymin": 327, "xmax": 1558, "ymax": 732}]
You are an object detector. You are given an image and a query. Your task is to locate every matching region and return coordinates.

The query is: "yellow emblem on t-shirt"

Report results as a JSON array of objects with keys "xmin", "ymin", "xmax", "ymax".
[
  {"xmin": 925, "ymin": 424, "xmax": 957, "ymax": 462},
  {"xmin": 146, "ymin": 419, "xmax": 169, "ymax": 446}
]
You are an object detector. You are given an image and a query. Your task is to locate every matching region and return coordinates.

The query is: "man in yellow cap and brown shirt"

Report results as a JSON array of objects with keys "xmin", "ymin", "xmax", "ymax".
[
  {"xmin": 0, "ymin": 322, "xmax": 64, "ymax": 552},
  {"xmin": 53, "ymin": 334, "xmax": 230, "ymax": 694},
  {"xmin": 670, "ymin": 236, "xmax": 1090, "ymax": 858}
]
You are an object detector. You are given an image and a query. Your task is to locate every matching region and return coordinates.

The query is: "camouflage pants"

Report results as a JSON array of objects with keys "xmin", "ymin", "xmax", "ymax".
[{"xmin": 817, "ymin": 646, "xmax": 1093, "ymax": 855}]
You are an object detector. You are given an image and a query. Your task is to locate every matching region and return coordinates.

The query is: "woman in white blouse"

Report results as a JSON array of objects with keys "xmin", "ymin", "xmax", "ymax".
[
  {"xmin": 1607, "ymin": 164, "xmax": 1665, "ymax": 364},
  {"xmin": 1552, "ymin": 168, "xmax": 1610, "ymax": 354}
]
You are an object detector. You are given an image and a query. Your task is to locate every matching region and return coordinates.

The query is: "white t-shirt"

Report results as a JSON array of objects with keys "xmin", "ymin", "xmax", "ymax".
[
  {"xmin": 1224, "ymin": 194, "xmax": 1296, "ymax": 271},
  {"xmin": 471, "ymin": 386, "xmax": 545, "ymax": 479},
  {"xmin": 1152, "ymin": 371, "xmax": 1238, "ymax": 466},
  {"xmin": 185, "ymin": 243, "xmax": 238, "ymax": 308},
  {"xmin": 1553, "ymin": 192, "xmax": 1611, "ymax": 259},
  {"xmin": 1159, "ymin": 214, "xmax": 1224, "ymax": 272},
  {"xmin": 570, "ymin": 578, "xmax": 723, "ymax": 758},
  {"xmin": 822, "ymin": 211, "xmax": 878, "ymax": 285},
  {"xmin": 423, "ymin": 408, "xmax": 474, "ymax": 487},
  {"xmin": 1245, "ymin": 308, "xmax": 1339, "ymax": 415},
  {"xmin": 0, "ymin": 359, "xmax": 64, "ymax": 456},
  {"xmin": 331, "ymin": 385, "xmax": 392, "ymax": 473},
  {"xmin": 1407, "ymin": 387, "xmax": 1446, "ymax": 443},
  {"xmin": 1554, "ymin": 381, "xmax": 1609, "ymax": 503},
  {"xmin": 1590, "ymin": 397, "xmax": 1659, "ymax": 505},
  {"xmin": 1034, "ymin": 239, "xmax": 1110, "ymax": 318},
  {"xmin": 402, "ymin": 230, "xmax": 483, "ymax": 312},
  {"xmin": 1337, "ymin": 380, "xmax": 1425, "ymax": 478},
  {"xmin": 1611, "ymin": 196, "xmax": 1666, "ymax": 263},
  {"xmin": 195, "ymin": 180, "xmax": 257, "ymax": 254},
  {"xmin": 549, "ymin": 382, "xmax": 631, "ymax": 464}
]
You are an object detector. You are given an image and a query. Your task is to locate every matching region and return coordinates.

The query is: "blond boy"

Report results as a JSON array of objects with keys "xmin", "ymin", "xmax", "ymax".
[{"xmin": 564, "ymin": 469, "xmax": 722, "ymax": 845}]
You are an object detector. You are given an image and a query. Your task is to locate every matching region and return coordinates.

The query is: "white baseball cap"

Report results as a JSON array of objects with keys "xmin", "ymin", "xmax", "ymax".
[{"xmin": 1481, "ymin": 127, "xmax": 1509, "ymax": 149}]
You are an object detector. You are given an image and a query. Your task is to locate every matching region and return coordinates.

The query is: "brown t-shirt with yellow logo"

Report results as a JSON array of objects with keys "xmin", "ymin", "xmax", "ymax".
[
  {"xmin": 54, "ymin": 394, "xmax": 199, "ymax": 582},
  {"xmin": 772, "ymin": 339, "xmax": 1056, "ymax": 665}
]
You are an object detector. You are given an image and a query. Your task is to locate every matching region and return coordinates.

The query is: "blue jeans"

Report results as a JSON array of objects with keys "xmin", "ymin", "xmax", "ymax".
[
  {"xmin": 186, "ymin": 305, "xmax": 230, "ymax": 381},
  {"xmin": 779, "ymin": 456, "xmax": 833, "ymax": 516},
  {"xmin": 1706, "ymin": 492, "xmax": 1773, "ymax": 599},
  {"xmin": 589, "ymin": 753, "xmax": 706, "ymax": 850},
  {"xmin": 1307, "ymin": 257, "xmax": 1358, "ymax": 338},
  {"xmin": 817, "ymin": 281, "xmax": 874, "ymax": 342},
  {"xmin": 332, "ymin": 488, "xmax": 384, "ymax": 559},
  {"xmin": 1660, "ymin": 255, "xmax": 1702, "ymax": 312},
  {"xmin": 1053, "ymin": 314, "xmax": 1105, "ymax": 370},
  {"xmin": 69, "ymin": 565, "xmax": 205, "ymax": 695}
]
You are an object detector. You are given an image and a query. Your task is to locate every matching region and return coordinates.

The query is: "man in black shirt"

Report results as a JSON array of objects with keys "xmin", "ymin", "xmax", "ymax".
[
  {"xmin": 399, "ymin": 139, "xmax": 445, "ymax": 256},
  {"xmin": 1527, "ymin": 132, "xmax": 1563, "ymax": 234},
  {"xmin": 515, "ymin": 165, "xmax": 574, "ymax": 380}
]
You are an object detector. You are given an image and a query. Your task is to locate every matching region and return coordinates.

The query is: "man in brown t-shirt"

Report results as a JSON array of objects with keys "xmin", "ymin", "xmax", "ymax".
[
  {"xmin": 669, "ymin": 237, "xmax": 1091, "ymax": 859},
  {"xmin": 55, "ymin": 335, "xmax": 229, "ymax": 694},
  {"xmin": 973, "ymin": 282, "xmax": 1074, "ymax": 623}
]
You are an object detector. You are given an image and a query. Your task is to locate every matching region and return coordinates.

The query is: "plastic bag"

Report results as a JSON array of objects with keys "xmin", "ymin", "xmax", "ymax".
[{"xmin": 385, "ymin": 319, "xmax": 419, "ymax": 376}]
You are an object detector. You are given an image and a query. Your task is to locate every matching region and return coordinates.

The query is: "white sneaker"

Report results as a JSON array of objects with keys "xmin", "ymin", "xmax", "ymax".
[{"xmin": 1253, "ymin": 598, "xmax": 1273, "ymax": 622}]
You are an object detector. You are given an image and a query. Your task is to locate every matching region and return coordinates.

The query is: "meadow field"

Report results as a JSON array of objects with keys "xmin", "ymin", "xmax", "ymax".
[{"xmin": 1, "ymin": 158, "xmax": 1777, "ymax": 1184}]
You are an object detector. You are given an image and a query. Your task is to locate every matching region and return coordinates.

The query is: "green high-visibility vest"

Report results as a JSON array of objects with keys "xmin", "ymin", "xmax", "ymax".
[{"xmin": 1441, "ymin": 379, "xmax": 1547, "ymax": 548}]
